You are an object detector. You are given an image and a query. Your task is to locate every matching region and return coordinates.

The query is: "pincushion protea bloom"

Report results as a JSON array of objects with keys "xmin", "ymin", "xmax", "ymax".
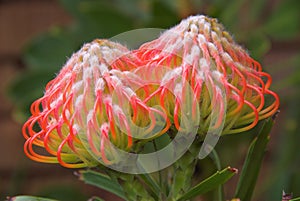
[
  {"xmin": 135, "ymin": 15, "xmax": 279, "ymax": 136},
  {"xmin": 23, "ymin": 39, "xmax": 172, "ymax": 168},
  {"xmin": 22, "ymin": 15, "xmax": 279, "ymax": 169}
]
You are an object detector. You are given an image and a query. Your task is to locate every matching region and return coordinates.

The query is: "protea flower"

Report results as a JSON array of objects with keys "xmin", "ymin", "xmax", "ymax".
[
  {"xmin": 22, "ymin": 15, "xmax": 279, "ymax": 172},
  {"xmin": 136, "ymin": 15, "xmax": 279, "ymax": 136},
  {"xmin": 131, "ymin": 15, "xmax": 279, "ymax": 199}
]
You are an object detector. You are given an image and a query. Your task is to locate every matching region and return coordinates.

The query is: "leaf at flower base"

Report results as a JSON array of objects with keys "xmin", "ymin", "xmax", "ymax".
[
  {"xmin": 290, "ymin": 197, "xmax": 300, "ymax": 201},
  {"xmin": 234, "ymin": 118, "xmax": 274, "ymax": 201},
  {"xmin": 77, "ymin": 169, "xmax": 126, "ymax": 200},
  {"xmin": 7, "ymin": 195, "xmax": 58, "ymax": 201},
  {"xmin": 176, "ymin": 167, "xmax": 238, "ymax": 201}
]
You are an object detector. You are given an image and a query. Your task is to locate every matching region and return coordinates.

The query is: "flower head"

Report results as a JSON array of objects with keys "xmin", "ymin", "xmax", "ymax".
[
  {"xmin": 22, "ymin": 15, "xmax": 279, "ymax": 168},
  {"xmin": 135, "ymin": 15, "xmax": 279, "ymax": 135},
  {"xmin": 23, "ymin": 38, "xmax": 173, "ymax": 168}
]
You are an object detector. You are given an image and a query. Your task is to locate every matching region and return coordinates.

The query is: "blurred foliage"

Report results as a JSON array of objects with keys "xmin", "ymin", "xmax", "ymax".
[{"xmin": 7, "ymin": 0, "xmax": 300, "ymax": 200}]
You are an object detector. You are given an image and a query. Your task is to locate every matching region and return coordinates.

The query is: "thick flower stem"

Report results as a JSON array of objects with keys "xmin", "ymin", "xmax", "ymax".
[
  {"xmin": 107, "ymin": 171, "xmax": 156, "ymax": 201},
  {"xmin": 104, "ymin": 138, "xmax": 201, "ymax": 201},
  {"xmin": 167, "ymin": 138, "xmax": 201, "ymax": 200}
]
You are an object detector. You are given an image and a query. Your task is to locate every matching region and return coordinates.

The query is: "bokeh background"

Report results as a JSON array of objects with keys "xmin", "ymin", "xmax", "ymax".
[{"xmin": 1, "ymin": 0, "xmax": 300, "ymax": 200}]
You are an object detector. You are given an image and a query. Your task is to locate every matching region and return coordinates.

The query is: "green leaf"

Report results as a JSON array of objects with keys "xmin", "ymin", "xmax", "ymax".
[
  {"xmin": 291, "ymin": 197, "xmax": 300, "ymax": 201},
  {"xmin": 176, "ymin": 167, "xmax": 237, "ymax": 201},
  {"xmin": 260, "ymin": 99, "xmax": 300, "ymax": 200},
  {"xmin": 7, "ymin": 195, "xmax": 58, "ymax": 201},
  {"xmin": 234, "ymin": 118, "xmax": 274, "ymax": 201},
  {"xmin": 78, "ymin": 169, "xmax": 126, "ymax": 200},
  {"xmin": 209, "ymin": 149, "xmax": 223, "ymax": 201},
  {"xmin": 88, "ymin": 196, "xmax": 105, "ymax": 201}
]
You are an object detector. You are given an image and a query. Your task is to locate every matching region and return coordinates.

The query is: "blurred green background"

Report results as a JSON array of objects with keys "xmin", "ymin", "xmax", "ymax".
[{"xmin": 1, "ymin": 0, "xmax": 300, "ymax": 200}]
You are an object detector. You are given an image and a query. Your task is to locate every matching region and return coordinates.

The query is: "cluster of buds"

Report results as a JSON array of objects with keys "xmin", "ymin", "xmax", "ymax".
[{"xmin": 22, "ymin": 15, "xmax": 279, "ymax": 169}]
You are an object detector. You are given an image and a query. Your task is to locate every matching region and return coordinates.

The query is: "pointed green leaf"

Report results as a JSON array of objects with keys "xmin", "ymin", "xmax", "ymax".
[
  {"xmin": 78, "ymin": 169, "xmax": 126, "ymax": 200},
  {"xmin": 234, "ymin": 118, "xmax": 274, "ymax": 201},
  {"xmin": 209, "ymin": 149, "xmax": 223, "ymax": 201},
  {"xmin": 7, "ymin": 195, "xmax": 58, "ymax": 201},
  {"xmin": 291, "ymin": 197, "xmax": 300, "ymax": 201},
  {"xmin": 176, "ymin": 167, "xmax": 237, "ymax": 201}
]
